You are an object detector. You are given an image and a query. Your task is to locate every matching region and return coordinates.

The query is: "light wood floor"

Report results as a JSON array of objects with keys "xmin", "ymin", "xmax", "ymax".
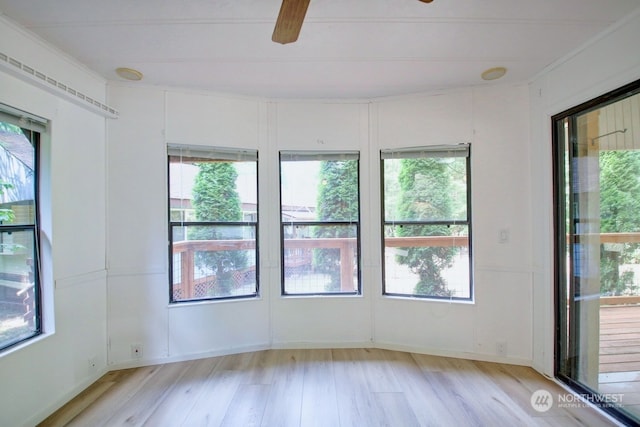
[{"xmin": 39, "ymin": 348, "xmax": 617, "ymax": 427}]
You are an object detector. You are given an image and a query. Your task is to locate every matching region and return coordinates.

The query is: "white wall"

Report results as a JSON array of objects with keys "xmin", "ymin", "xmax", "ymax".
[
  {"xmin": 106, "ymin": 87, "xmax": 273, "ymax": 364},
  {"xmin": 105, "ymin": 83, "xmax": 533, "ymax": 368},
  {"xmin": 4, "ymin": 6, "xmax": 637, "ymax": 426},
  {"xmin": 373, "ymin": 86, "xmax": 533, "ymax": 362},
  {"xmin": 270, "ymin": 101, "xmax": 374, "ymax": 348},
  {"xmin": 0, "ymin": 16, "xmax": 108, "ymax": 427},
  {"xmin": 530, "ymin": 9, "xmax": 640, "ymax": 376}
]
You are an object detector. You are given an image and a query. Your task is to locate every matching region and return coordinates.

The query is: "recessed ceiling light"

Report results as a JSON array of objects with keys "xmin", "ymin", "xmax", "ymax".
[
  {"xmin": 481, "ymin": 67, "xmax": 507, "ymax": 81},
  {"xmin": 115, "ymin": 67, "xmax": 143, "ymax": 81}
]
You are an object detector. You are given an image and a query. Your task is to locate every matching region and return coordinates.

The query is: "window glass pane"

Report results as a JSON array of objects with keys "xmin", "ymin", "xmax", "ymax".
[
  {"xmin": 0, "ymin": 122, "xmax": 35, "ymax": 225},
  {"xmin": 283, "ymin": 224, "xmax": 358, "ymax": 294},
  {"xmin": 382, "ymin": 147, "xmax": 471, "ymax": 300},
  {"xmin": 0, "ymin": 117, "xmax": 39, "ymax": 351},
  {"xmin": 384, "ymin": 224, "xmax": 470, "ymax": 298},
  {"xmin": 384, "ymin": 157, "xmax": 467, "ymax": 222},
  {"xmin": 555, "ymin": 85, "xmax": 640, "ymax": 424},
  {"xmin": 281, "ymin": 159, "xmax": 359, "ymax": 222},
  {"xmin": 169, "ymin": 158, "xmax": 257, "ymax": 224},
  {"xmin": 168, "ymin": 146, "xmax": 258, "ymax": 302},
  {"xmin": 0, "ymin": 230, "xmax": 37, "ymax": 347},
  {"xmin": 171, "ymin": 224, "xmax": 256, "ymax": 300},
  {"xmin": 280, "ymin": 153, "xmax": 360, "ymax": 295}
]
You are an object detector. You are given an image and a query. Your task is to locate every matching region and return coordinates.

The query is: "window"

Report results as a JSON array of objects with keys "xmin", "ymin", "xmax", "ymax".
[
  {"xmin": 279, "ymin": 151, "xmax": 360, "ymax": 295},
  {"xmin": 381, "ymin": 145, "xmax": 472, "ymax": 299},
  {"xmin": 0, "ymin": 105, "xmax": 43, "ymax": 351},
  {"xmin": 168, "ymin": 145, "xmax": 258, "ymax": 302}
]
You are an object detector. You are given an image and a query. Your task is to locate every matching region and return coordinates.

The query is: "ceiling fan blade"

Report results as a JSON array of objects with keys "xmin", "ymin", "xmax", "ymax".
[{"xmin": 272, "ymin": 0, "xmax": 311, "ymax": 44}]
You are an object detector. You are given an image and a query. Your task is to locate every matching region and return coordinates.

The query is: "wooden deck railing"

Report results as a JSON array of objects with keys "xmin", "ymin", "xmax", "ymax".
[
  {"xmin": 172, "ymin": 232, "xmax": 640, "ymax": 301},
  {"xmin": 173, "ymin": 239, "xmax": 256, "ymax": 299},
  {"xmin": 172, "ymin": 235, "xmax": 469, "ymax": 299},
  {"xmin": 385, "ymin": 236, "xmax": 469, "ymax": 248},
  {"xmin": 284, "ymin": 238, "xmax": 357, "ymax": 291},
  {"xmin": 569, "ymin": 232, "xmax": 640, "ymax": 306},
  {"xmin": 571, "ymin": 232, "xmax": 640, "ymax": 244}
]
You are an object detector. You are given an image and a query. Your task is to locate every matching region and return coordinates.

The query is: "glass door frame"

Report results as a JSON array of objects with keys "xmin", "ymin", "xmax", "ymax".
[{"xmin": 553, "ymin": 78, "xmax": 640, "ymax": 426}]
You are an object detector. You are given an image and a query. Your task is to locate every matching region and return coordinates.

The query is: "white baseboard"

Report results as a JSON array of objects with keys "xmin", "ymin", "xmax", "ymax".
[
  {"xmin": 108, "ymin": 342, "xmax": 271, "ymax": 371},
  {"xmin": 270, "ymin": 340, "xmax": 374, "ymax": 350},
  {"xmin": 109, "ymin": 340, "xmax": 531, "ymax": 371},
  {"xmin": 374, "ymin": 341, "xmax": 532, "ymax": 367}
]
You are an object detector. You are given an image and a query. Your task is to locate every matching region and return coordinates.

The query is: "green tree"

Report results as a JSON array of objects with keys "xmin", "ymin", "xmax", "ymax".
[
  {"xmin": 396, "ymin": 158, "xmax": 456, "ymax": 296},
  {"xmin": 0, "ymin": 182, "xmax": 15, "ymax": 223},
  {"xmin": 189, "ymin": 162, "xmax": 246, "ymax": 296},
  {"xmin": 313, "ymin": 160, "xmax": 358, "ymax": 291},
  {"xmin": 0, "ymin": 122, "xmax": 21, "ymax": 223},
  {"xmin": 599, "ymin": 150, "xmax": 640, "ymax": 295}
]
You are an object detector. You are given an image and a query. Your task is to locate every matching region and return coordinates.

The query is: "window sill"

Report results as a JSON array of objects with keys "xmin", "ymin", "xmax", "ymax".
[
  {"xmin": 0, "ymin": 331, "xmax": 54, "ymax": 359},
  {"xmin": 382, "ymin": 294, "xmax": 475, "ymax": 304},
  {"xmin": 280, "ymin": 293, "xmax": 362, "ymax": 299},
  {"xmin": 168, "ymin": 295, "xmax": 263, "ymax": 308}
]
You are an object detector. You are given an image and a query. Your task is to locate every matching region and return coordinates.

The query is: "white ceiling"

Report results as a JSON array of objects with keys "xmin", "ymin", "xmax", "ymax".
[{"xmin": 0, "ymin": 0, "xmax": 638, "ymax": 99}]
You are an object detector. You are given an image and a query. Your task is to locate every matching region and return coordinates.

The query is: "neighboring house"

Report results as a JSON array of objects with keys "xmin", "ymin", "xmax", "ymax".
[{"xmin": 0, "ymin": 126, "xmax": 34, "ymax": 308}]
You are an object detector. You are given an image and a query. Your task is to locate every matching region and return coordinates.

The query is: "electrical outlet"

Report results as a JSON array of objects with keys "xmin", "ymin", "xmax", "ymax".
[
  {"xmin": 131, "ymin": 344, "xmax": 143, "ymax": 359},
  {"xmin": 88, "ymin": 356, "xmax": 97, "ymax": 373},
  {"xmin": 496, "ymin": 341, "xmax": 507, "ymax": 357}
]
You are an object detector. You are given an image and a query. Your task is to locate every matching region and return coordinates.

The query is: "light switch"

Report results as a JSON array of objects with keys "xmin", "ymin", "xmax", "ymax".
[{"xmin": 499, "ymin": 228, "xmax": 510, "ymax": 243}]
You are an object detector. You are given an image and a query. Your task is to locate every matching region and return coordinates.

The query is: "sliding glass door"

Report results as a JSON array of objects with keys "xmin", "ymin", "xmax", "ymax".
[{"xmin": 555, "ymin": 79, "xmax": 640, "ymax": 424}]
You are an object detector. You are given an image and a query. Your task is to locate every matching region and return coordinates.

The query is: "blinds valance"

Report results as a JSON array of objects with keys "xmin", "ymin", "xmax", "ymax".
[
  {"xmin": 0, "ymin": 103, "xmax": 47, "ymax": 133},
  {"xmin": 381, "ymin": 144, "xmax": 469, "ymax": 159},
  {"xmin": 280, "ymin": 150, "xmax": 359, "ymax": 162},
  {"xmin": 167, "ymin": 144, "xmax": 257, "ymax": 162}
]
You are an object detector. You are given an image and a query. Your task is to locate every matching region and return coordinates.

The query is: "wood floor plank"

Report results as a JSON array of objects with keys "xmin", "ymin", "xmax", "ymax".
[
  {"xmin": 262, "ymin": 350, "xmax": 304, "ymax": 427},
  {"xmin": 601, "ymin": 361, "xmax": 640, "ymax": 373},
  {"xmin": 180, "ymin": 369, "xmax": 242, "ymax": 426},
  {"xmin": 242, "ymin": 350, "xmax": 279, "ymax": 386},
  {"xmin": 332, "ymin": 348, "xmax": 380, "ymax": 427},
  {"xmin": 259, "ymin": 349, "xmax": 305, "ymax": 427},
  {"xmin": 63, "ymin": 366, "xmax": 162, "ymax": 427},
  {"xmin": 38, "ymin": 349, "xmax": 623, "ymax": 427},
  {"xmin": 100, "ymin": 361, "xmax": 191, "ymax": 426},
  {"xmin": 471, "ymin": 361, "xmax": 580, "ymax": 420},
  {"xmin": 369, "ymin": 392, "xmax": 420, "ymax": 427},
  {"xmin": 599, "ymin": 370, "xmax": 640, "ymax": 383},
  {"xmin": 384, "ymin": 350, "xmax": 465, "ymax": 425},
  {"xmin": 414, "ymin": 356, "xmax": 533, "ymax": 426},
  {"xmin": 299, "ymin": 349, "xmax": 340, "ymax": 427},
  {"xmin": 473, "ymin": 362, "xmax": 615, "ymax": 426},
  {"xmin": 142, "ymin": 356, "xmax": 221, "ymax": 426},
  {"xmin": 600, "ymin": 345, "xmax": 640, "ymax": 355},
  {"xmin": 601, "ymin": 353, "xmax": 640, "ymax": 365},
  {"xmin": 601, "ymin": 339, "xmax": 640, "ymax": 348},
  {"xmin": 37, "ymin": 376, "xmax": 117, "ymax": 427},
  {"xmin": 600, "ymin": 332, "xmax": 640, "ymax": 341},
  {"xmin": 331, "ymin": 348, "xmax": 403, "ymax": 392},
  {"xmin": 180, "ymin": 354, "xmax": 251, "ymax": 427},
  {"xmin": 220, "ymin": 384, "xmax": 271, "ymax": 427}
]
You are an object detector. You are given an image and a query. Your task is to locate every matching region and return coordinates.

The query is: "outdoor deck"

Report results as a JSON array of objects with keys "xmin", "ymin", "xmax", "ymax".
[
  {"xmin": 601, "ymin": 304, "xmax": 640, "ymax": 374},
  {"xmin": 599, "ymin": 304, "xmax": 640, "ymax": 415}
]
